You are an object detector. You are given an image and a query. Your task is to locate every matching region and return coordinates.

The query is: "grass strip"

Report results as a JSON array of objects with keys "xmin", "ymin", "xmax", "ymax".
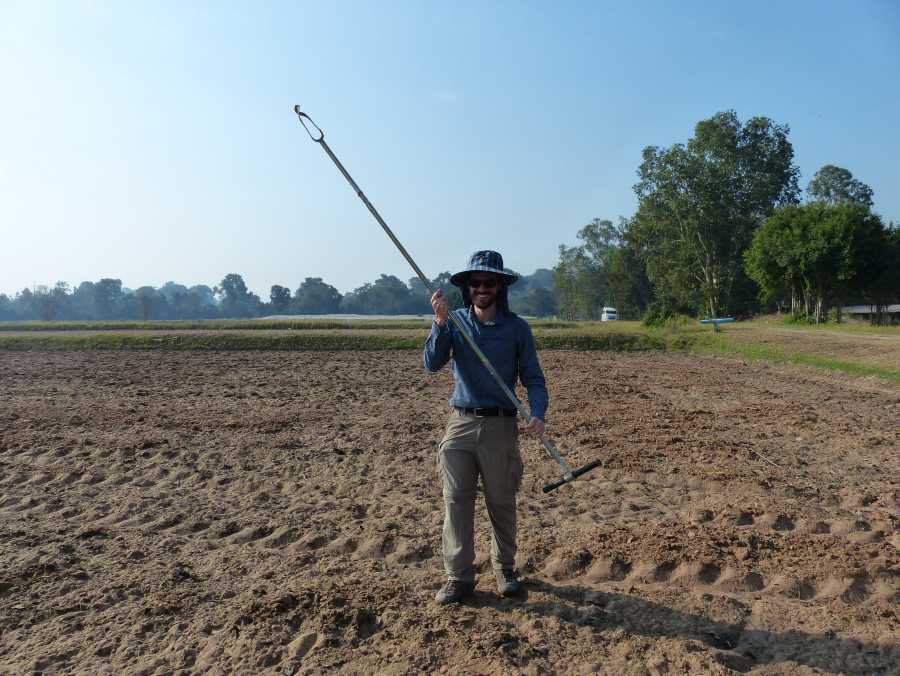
[
  {"xmin": 536, "ymin": 331, "xmax": 667, "ymax": 350},
  {"xmin": 0, "ymin": 332, "xmax": 423, "ymax": 351},
  {"xmin": 762, "ymin": 318, "xmax": 900, "ymax": 336},
  {"xmin": 0, "ymin": 319, "xmax": 433, "ymax": 332},
  {"xmin": 0, "ymin": 329, "xmax": 674, "ymax": 352},
  {"xmin": 0, "ymin": 318, "xmax": 647, "ymax": 332},
  {"xmin": 697, "ymin": 335, "xmax": 900, "ymax": 384}
]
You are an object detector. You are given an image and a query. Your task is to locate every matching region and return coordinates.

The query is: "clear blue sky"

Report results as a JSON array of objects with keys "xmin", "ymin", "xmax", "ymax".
[{"xmin": 2, "ymin": 0, "xmax": 898, "ymax": 297}]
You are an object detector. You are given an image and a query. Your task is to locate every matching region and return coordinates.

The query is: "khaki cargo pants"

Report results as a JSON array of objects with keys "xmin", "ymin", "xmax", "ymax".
[{"xmin": 437, "ymin": 409, "xmax": 523, "ymax": 583}]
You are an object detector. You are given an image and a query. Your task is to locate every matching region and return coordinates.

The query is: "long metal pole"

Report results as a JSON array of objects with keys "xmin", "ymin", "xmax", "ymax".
[{"xmin": 293, "ymin": 106, "xmax": 585, "ymax": 485}]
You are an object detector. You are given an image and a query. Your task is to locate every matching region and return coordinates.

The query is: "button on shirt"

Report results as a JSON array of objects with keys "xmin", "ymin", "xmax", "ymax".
[{"xmin": 423, "ymin": 307, "xmax": 549, "ymax": 421}]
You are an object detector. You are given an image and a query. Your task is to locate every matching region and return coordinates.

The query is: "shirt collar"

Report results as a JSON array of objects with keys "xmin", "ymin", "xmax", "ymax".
[{"xmin": 467, "ymin": 305, "xmax": 505, "ymax": 326}]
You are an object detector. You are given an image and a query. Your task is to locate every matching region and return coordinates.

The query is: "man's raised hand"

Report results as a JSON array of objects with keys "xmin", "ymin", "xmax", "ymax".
[{"xmin": 431, "ymin": 290, "xmax": 449, "ymax": 326}]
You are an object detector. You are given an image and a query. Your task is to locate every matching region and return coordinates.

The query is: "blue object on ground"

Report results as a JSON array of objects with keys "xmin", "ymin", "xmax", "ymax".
[{"xmin": 699, "ymin": 317, "xmax": 735, "ymax": 332}]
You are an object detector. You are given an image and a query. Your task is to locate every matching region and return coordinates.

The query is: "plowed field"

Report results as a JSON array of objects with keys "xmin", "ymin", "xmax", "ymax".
[{"xmin": 1, "ymin": 350, "xmax": 898, "ymax": 674}]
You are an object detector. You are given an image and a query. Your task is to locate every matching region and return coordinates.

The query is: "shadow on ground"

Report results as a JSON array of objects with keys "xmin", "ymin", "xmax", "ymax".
[{"xmin": 473, "ymin": 580, "xmax": 900, "ymax": 674}]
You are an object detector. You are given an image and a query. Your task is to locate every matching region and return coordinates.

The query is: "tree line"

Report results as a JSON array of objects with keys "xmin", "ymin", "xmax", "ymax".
[
  {"xmin": 0, "ymin": 269, "xmax": 558, "ymax": 321},
  {"xmin": 3, "ymin": 111, "xmax": 896, "ymax": 325},
  {"xmin": 553, "ymin": 111, "xmax": 898, "ymax": 324}
]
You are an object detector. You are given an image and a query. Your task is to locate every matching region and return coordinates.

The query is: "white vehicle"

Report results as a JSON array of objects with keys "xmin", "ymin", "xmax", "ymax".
[{"xmin": 600, "ymin": 306, "xmax": 618, "ymax": 321}]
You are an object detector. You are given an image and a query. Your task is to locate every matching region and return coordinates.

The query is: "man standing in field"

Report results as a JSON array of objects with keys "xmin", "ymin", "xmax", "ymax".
[{"xmin": 424, "ymin": 250, "xmax": 549, "ymax": 605}]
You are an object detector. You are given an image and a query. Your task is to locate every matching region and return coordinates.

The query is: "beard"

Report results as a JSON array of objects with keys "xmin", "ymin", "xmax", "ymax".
[{"xmin": 471, "ymin": 292, "xmax": 497, "ymax": 310}]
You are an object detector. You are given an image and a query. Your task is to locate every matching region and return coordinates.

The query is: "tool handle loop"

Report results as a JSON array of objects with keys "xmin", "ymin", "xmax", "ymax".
[{"xmin": 294, "ymin": 106, "xmax": 324, "ymax": 142}]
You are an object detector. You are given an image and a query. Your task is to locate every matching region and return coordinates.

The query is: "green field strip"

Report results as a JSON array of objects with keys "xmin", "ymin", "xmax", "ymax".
[
  {"xmin": 0, "ymin": 319, "xmax": 613, "ymax": 332},
  {"xmin": 0, "ymin": 332, "xmax": 422, "ymax": 351},
  {"xmin": 0, "ymin": 329, "xmax": 671, "ymax": 352},
  {"xmin": 697, "ymin": 335, "xmax": 900, "ymax": 384},
  {"xmin": 0, "ymin": 319, "xmax": 433, "ymax": 332}
]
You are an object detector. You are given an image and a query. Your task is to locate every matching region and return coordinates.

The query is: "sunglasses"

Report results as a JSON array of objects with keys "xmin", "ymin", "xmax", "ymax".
[{"xmin": 469, "ymin": 277, "xmax": 498, "ymax": 290}]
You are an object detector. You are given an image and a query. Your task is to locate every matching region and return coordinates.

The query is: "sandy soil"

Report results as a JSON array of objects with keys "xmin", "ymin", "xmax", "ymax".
[{"xmin": 1, "ymin": 350, "xmax": 898, "ymax": 675}]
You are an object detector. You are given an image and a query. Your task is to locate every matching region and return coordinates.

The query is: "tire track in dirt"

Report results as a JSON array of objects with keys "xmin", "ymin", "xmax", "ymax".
[{"xmin": 1, "ymin": 350, "xmax": 898, "ymax": 674}]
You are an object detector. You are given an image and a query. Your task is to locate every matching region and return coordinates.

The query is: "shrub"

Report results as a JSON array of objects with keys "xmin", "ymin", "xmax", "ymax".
[{"xmin": 642, "ymin": 299, "xmax": 694, "ymax": 327}]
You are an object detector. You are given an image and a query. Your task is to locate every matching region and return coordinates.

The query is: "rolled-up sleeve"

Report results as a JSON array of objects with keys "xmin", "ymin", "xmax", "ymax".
[
  {"xmin": 424, "ymin": 321, "xmax": 452, "ymax": 372},
  {"xmin": 517, "ymin": 322, "xmax": 548, "ymax": 421}
]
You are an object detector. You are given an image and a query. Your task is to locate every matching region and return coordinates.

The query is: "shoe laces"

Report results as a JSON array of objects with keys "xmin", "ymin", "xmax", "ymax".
[
  {"xmin": 497, "ymin": 568, "xmax": 519, "ymax": 583},
  {"xmin": 445, "ymin": 580, "xmax": 470, "ymax": 593}
]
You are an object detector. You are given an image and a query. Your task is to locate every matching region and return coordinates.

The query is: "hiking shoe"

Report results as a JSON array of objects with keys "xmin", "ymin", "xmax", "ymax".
[
  {"xmin": 435, "ymin": 580, "xmax": 475, "ymax": 605},
  {"xmin": 495, "ymin": 569, "xmax": 523, "ymax": 597}
]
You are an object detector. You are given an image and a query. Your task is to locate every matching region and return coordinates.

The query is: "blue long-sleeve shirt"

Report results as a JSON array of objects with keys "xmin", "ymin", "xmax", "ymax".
[{"xmin": 423, "ymin": 307, "xmax": 549, "ymax": 421}]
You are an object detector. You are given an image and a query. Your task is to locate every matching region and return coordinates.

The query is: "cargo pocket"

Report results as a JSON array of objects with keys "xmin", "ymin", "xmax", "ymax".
[
  {"xmin": 509, "ymin": 421, "xmax": 524, "ymax": 493},
  {"xmin": 436, "ymin": 438, "xmax": 448, "ymax": 484},
  {"xmin": 510, "ymin": 450, "xmax": 524, "ymax": 493},
  {"xmin": 436, "ymin": 412, "xmax": 457, "ymax": 482}
]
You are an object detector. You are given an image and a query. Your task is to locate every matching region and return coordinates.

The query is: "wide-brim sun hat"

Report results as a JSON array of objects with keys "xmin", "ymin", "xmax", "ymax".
[{"xmin": 450, "ymin": 250, "xmax": 519, "ymax": 287}]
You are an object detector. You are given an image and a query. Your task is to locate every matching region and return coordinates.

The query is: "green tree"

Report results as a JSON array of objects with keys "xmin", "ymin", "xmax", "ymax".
[
  {"xmin": 30, "ymin": 282, "xmax": 71, "ymax": 320},
  {"xmin": 71, "ymin": 281, "xmax": 97, "ymax": 319},
  {"xmin": 509, "ymin": 269, "xmax": 555, "ymax": 314},
  {"xmin": 340, "ymin": 275, "xmax": 421, "ymax": 314},
  {"xmin": 430, "ymin": 272, "xmax": 464, "ymax": 309},
  {"xmin": 406, "ymin": 277, "xmax": 439, "ymax": 314},
  {"xmin": 19, "ymin": 295, "xmax": 31, "ymax": 318},
  {"xmin": 50, "ymin": 282, "xmax": 71, "ymax": 318},
  {"xmin": 14, "ymin": 288, "xmax": 36, "ymax": 318},
  {"xmin": 375, "ymin": 275, "xmax": 415, "ymax": 313},
  {"xmin": 134, "ymin": 286, "xmax": 169, "ymax": 320},
  {"xmin": 160, "ymin": 285, "xmax": 217, "ymax": 319},
  {"xmin": 632, "ymin": 111, "xmax": 800, "ymax": 318},
  {"xmin": 216, "ymin": 273, "xmax": 260, "ymax": 318},
  {"xmin": 807, "ymin": 165, "xmax": 873, "ymax": 207},
  {"xmin": 526, "ymin": 268, "xmax": 555, "ymax": 290},
  {"xmin": 94, "ymin": 278, "xmax": 125, "ymax": 319},
  {"xmin": 160, "ymin": 282, "xmax": 188, "ymax": 303},
  {"xmin": 744, "ymin": 208, "xmax": 797, "ymax": 313},
  {"xmin": 0, "ymin": 294, "xmax": 15, "ymax": 320},
  {"xmin": 605, "ymin": 235, "xmax": 652, "ymax": 320},
  {"xmin": 849, "ymin": 219, "xmax": 899, "ymax": 325},
  {"xmin": 184, "ymin": 285, "xmax": 218, "ymax": 318},
  {"xmin": 553, "ymin": 218, "xmax": 621, "ymax": 319},
  {"xmin": 134, "ymin": 286, "xmax": 154, "ymax": 320},
  {"xmin": 513, "ymin": 287, "xmax": 558, "ymax": 317},
  {"xmin": 555, "ymin": 244, "xmax": 598, "ymax": 320},
  {"xmin": 577, "ymin": 218, "xmax": 619, "ymax": 264},
  {"xmin": 293, "ymin": 277, "xmax": 342, "ymax": 314},
  {"xmin": 404, "ymin": 273, "xmax": 465, "ymax": 313},
  {"xmin": 339, "ymin": 285, "xmax": 369, "ymax": 314},
  {"xmin": 269, "ymin": 285, "xmax": 292, "ymax": 314},
  {"xmin": 746, "ymin": 203, "xmax": 889, "ymax": 322}
]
